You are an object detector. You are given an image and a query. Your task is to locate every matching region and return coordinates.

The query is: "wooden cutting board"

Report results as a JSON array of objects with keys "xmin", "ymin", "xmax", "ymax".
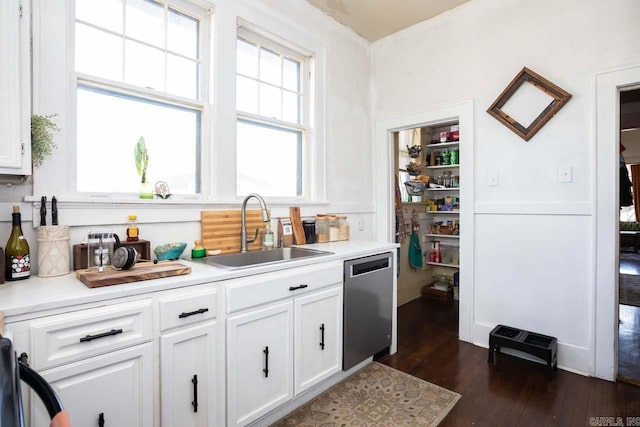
[
  {"xmin": 201, "ymin": 210, "xmax": 271, "ymax": 254},
  {"xmin": 76, "ymin": 262, "xmax": 191, "ymax": 288},
  {"xmin": 289, "ymin": 207, "xmax": 306, "ymax": 244}
]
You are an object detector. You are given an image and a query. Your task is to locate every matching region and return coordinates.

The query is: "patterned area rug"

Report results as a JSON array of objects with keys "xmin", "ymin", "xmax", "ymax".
[{"xmin": 272, "ymin": 362, "xmax": 460, "ymax": 426}]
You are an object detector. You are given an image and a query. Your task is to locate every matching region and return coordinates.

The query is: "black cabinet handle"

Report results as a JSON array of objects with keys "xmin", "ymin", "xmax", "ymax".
[
  {"xmin": 263, "ymin": 346, "xmax": 269, "ymax": 378},
  {"xmin": 191, "ymin": 374, "xmax": 198, "ymax": 413},
  {"xmin": 98, "ymin": 412, "xmax": 105, "ymax": 427},
  {"xmin": 80, "ymin": 329, "xmax": 123, "ymax": 343},
  {"xmin": 289, "ymin": 284, "xmax": 308, "ymax": 291},
  {"xmin": 320, "ymin": 323, "xmax": 325, "ymax": 350},
  {"xmin": 179, "ymin": 308, "xmax": 209, "ymax": 319}
]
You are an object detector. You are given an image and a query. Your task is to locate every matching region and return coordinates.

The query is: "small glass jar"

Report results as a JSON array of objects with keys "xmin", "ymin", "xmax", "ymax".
[
  {"xmin": 315, "ymin": 215, "xmax": 330, "ymax": 243},
  {"xmin": 328, "ymin": 215, "xmax": 340, "ymax": 242},
  {"xmin": 126, "ymin": 214, "xmax": 139, "ymax": 242},
  {"xmin": 337, "ymin": 216, "xmax": 350, "ymax": 241}
]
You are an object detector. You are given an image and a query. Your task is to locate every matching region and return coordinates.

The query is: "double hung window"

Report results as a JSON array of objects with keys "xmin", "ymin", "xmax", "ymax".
[
  {"xmin": 235, "ymin": 28, "xmax": 310, "ymax": 198},
  {"xmin": 74, "ymin": 0, "xmax": 208, "ymax": 195}
]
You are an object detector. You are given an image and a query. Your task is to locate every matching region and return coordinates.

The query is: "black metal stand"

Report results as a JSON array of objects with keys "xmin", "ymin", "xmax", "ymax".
[{"xmin": 488, "ymin": 325, "xmax": 558, "ymax": 379}]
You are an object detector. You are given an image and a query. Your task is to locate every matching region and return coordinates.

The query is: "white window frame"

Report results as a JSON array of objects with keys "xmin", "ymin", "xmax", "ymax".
[
  {"xmin": 68, "ymin": 0, "xmax": 213, "ymax": 200},
  {"xmin": 235, "ymin": 24, "xmax": 310, "ymax": 199}
]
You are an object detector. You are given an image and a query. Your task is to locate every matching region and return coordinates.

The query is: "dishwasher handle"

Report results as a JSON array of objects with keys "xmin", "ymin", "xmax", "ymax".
[{"xmin": 349, "ymin": 254, "xmax": 391, "ymax": 278}]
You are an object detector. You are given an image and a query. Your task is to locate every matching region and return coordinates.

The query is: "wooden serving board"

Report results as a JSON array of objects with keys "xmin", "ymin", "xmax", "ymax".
[
  {"xmin": 289, "ymin": 207, "xmax": 306, "ymax": 245},
  {"xmin": 77, "ymin": 262, "xmax": 191, "ymax": 288},
  {"xmin": 201, "ymin": 210, "xmax": 271, "ymax": 254}
]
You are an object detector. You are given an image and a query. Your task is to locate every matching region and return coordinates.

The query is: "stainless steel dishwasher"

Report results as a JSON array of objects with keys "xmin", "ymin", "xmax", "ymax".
[{"xmin": 343, "ymin": 252, "xmax": 394, "ymax": 370}]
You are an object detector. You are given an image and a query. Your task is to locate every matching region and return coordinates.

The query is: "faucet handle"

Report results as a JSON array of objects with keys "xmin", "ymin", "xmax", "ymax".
[{"xmin": 246, "ymin": 228, "xmax": 259, "ymax": 244}]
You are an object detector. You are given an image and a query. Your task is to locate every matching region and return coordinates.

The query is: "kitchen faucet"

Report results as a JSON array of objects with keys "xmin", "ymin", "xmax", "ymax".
[{"xmin": 240, "ymin": 193, "xmax": 270, "ymax": 253}]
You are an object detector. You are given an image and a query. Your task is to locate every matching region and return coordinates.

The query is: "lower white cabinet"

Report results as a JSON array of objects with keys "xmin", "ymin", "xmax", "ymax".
[
  {"xmin": 226, "ymin": 301, "xmax": 294, "ymax": 427},
  {"xmin": 160, "ymin": 321, "xmax": 216, "ymax": 427},
  {"xmin": 31, "ymin": 343, "xmax": 153, "ymax": 427},
  {"xmin": 294, "ymin": 286, "xmax": 343, "ymax": 394}
]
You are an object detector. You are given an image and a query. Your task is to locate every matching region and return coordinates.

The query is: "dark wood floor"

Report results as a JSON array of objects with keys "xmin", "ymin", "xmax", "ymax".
[
  {"xmin": 377, "ymin": 297, "xmax": 640, "ymax": 427},
  {"xmin": 619, "ymin": 304, "xmax": 640, "ymax": 384}
]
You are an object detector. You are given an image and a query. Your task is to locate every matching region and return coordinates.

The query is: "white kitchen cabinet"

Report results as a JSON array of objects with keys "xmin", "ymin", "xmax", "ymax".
[
  {"xmin": 160, "ymin": 321, "xmax": 217, "ymax": 427},
  {"xmin": 294, "ymin": 285, "xmax": 343, "ymax": 394},
  {"xmin": 31, "ymin": 343, "xmax": 153, "ymax": 427},
  {"xmin": 226, "ymin": 301, "xmax": 294, "ymax": 427},
  {"xmin": 225, "ymin": 261, "xmax": 343, "ymax": 426},
  {"xmin": 0, "ymin": 0, "xmax": 31, "ymax": 175}
]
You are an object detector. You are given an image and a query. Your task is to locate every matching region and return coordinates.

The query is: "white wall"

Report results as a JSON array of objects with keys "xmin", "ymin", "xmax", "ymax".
[
  {"xmin": 372, "ymin": 0, "xmax": 640, "ymax": 375},
  {"xmin": 0, "ymin": 0, "xmax": 376, "ymax": 269}
]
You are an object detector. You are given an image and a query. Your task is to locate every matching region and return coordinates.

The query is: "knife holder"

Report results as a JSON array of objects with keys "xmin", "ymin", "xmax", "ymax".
[{"xmin": 37, "ymin": 225, "xmax": 70, "ymax": 277}]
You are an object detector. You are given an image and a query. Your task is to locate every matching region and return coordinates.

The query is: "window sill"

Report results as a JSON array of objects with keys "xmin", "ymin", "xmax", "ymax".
[{"xmin": 24, "ymin": 195, "xmax": 333, "ymax": 227}]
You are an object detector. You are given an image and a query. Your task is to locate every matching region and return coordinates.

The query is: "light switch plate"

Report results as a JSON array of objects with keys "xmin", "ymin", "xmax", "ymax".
[{"xmin": 559, "ymin": 166, "xmax": 573, "ymax": 183}]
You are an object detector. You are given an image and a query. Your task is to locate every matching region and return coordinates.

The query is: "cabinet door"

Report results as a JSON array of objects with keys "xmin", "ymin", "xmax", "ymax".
[
  {"xmin": 31, "ymin": 344, "xmax": 153, "ymax": 427},
  {"xmin": 227, "ymin": 301, "xmax": 293, "ymax": 427},
  {"xmin": 160, "ymin": 321, "xmax": 216, "ymax": 427},
  {"xmin": 0, "ymin": 0, "xmax": 30, "ymax": 174},
  {"xmin": 294, "ymin": 286, "xmax": 343, "ymax": 394}
]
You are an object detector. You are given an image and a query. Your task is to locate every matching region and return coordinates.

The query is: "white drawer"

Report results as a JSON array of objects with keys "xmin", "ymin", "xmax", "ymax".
[
  {"xmin": 158, "ymin": 288, "xmax": 217, "ymax": 332},
  {"xmin": 30, "ymin": 299, "xmax": 152, "ymax": 370},
  {"xmin": 226, "ymin": 261, "xmax": 342, "ymax": 313}
]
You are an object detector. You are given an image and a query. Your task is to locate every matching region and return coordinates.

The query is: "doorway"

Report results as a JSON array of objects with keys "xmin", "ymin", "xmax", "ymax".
[
  {"xmin": 373, "ymin": 100, "xmax": 475, "ymax": 343},
  {"xmin": 595, "ymin": 64, "xmax": 640, "ymax": 381},
  {"xmin": 618, "ymin": 88, "xmax": 640, "ymax": 384}
]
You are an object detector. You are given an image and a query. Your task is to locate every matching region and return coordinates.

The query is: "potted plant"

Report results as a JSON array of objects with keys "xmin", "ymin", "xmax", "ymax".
[
  {"xmin": 134, "ymin": 136, "xmax": 152, "ymax": 199},
  {"xmin": 31, "ymin": 114, "xmax": 60, "ymax": 167}
]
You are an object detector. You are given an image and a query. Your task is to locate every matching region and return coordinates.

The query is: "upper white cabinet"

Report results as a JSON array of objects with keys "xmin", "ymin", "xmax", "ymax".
[{"xmin": 0, "ymin": 0, "xmax": 31, "ymax": 175}]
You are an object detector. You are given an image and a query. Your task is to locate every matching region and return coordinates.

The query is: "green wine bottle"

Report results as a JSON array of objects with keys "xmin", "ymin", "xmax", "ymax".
[{"xmin": 5, "ymin": 206, "xmax": 30, "ymax": 281}]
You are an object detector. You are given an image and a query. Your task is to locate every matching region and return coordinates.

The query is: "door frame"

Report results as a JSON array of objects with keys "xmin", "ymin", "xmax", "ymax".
[
  {"xmin": 595, "ymin": 65, "xmax": 640, "ymax": 381},
  {"xmin": 374, "ymin": 100, "xmax": 475, "ymax": 343}
]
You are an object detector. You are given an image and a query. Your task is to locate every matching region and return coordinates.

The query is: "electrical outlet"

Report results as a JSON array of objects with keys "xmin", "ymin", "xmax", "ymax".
[{"xmin": 358, "ymin": 219, "xmax": 364, "ymax": 231}]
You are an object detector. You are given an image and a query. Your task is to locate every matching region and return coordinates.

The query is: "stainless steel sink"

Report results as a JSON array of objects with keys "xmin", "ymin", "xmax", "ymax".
[{"xmin": 195, "ymin": 247, "xmax": 333, "ymax": 270}]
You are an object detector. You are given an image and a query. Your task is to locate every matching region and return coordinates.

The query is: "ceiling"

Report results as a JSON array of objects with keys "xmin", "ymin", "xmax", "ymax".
[{"xmin": 305, "ymin": 0, "xmax": 470, "ymax": 41}]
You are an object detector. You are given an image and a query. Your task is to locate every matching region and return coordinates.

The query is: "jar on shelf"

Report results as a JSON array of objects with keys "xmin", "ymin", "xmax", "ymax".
[
  {"xmin": 443, "ymin": 171, "xmax": 452, "ymax": 188},
  {"xmin": 442, "ymin": 150, "xmax": 451, "ymax": 165},
  {"xmin": 316, "ymin": 215, "xmax": 330, "ymax": 243},
  {"xmin": 452, "ymin": 174, "xmax": 460, "ymax": 187},
  {"xmin": 337, "ymin": 216, "xmax": 350, "ymax": 241},
  {"xmin": 328, "ymin": 215, "xmax": 340, "ymax": 242}
]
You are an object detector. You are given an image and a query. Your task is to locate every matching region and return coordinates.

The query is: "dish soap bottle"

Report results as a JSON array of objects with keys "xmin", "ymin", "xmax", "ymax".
[
  {"xmin": 263, "ymin": 223, "xmax": 274, "ymax": 250},
  {"xmin": 6, "ymin": 206, "xmax": 30, "ymax": 281}
]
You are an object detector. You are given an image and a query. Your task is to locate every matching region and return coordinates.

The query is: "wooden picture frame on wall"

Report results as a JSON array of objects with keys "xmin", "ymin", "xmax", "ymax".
[{"xmin": 487, "ymin": 67, "xmax": 572, "ymax": 141}]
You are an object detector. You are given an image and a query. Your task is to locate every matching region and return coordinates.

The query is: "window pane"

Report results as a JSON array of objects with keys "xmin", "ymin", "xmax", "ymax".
[
  {"xmin": 75, "ymin": 24, "xmax": 123, "ymax": 81},
  {"xmin": 77, "ymin": 86, "xmax": 200, "ymax": 194},
  {"xmin": 260, "ymin": 47, "xmax": 281, "ymax": 86},
  {"xmin": 167, "ymin": 54, "xmax": 198, "ymax": 99},
  {"xmin": 282, "ymin": 91, "xmax": 299, "ymax": 124},
  {"xmin": 125, "ymin": 0, "xmax": 164, "ymax": 47},
  {"xmin": 237, "ymin": 38, "xmax": 258, "ymax": 78},
  {"xmin": 124, "ymin": 40, "xmax": 164, "ymax": 91},
  {"xmin": 168, "ymin": 8, "xmax": 199, "ymax": 58},
  {"xmin": 259, "ymin": 83, "xmax": 281, "ymax": 119},
  {"xmin": 237, "ymin": 120, "xmax": 301, "ymax": 197},
  {"xmin": 76, "ymin": 0, "xmax": 123, "ymax": 33},
  {"xmin": 282, "ymin": 58, "xmax": 299, "ymax": 92},
  {"xmin": 236, "ymin": 76, "xmax": 258, "ymax": 114}
]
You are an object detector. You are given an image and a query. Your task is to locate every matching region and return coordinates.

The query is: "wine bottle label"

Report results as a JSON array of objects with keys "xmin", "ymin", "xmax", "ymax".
[{"xmin": 10, "ymin": 254, "xmax": 30, "ymax": 279}]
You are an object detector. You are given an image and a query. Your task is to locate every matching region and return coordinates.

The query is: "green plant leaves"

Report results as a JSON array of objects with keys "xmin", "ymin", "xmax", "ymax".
[
  {"xmin": 31, "ymin": 114, "xmax": 60, "ymax": 167},
  {"xmin": 134, "ymin": 136, "xmax": 149, "ymax": 183}
]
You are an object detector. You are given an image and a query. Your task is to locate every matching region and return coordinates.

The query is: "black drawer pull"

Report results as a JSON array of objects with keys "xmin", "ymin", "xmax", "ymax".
[
  {"xmin": 263, "ymin": 346, "xmax": 269, "ymax": 378},
  {"xmin": 320, "ymin": 323, "xmax": 325, "ymax": 350},
  {"xmin": 80, "ymin": 329, "xmax": 123, "ymax": 343},
  {"xmin": 179, "ymin": 308, "xmax": 209, "ymax": 319},
  {"xmin": 98, "ymin": 412, "xmax": 105, "ymax": 427},
  {"xmin": 289, "ymin": 284, "xmax": 308, "ymax": 291},
  {"xmin": 191, "ymin": 374, "xmax": 199, "ymax": 413}
]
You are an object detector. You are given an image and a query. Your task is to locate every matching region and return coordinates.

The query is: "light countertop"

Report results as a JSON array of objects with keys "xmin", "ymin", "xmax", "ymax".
[{"xmin": 0, "ymin": 241, "xmax": 398, "ymax": 320}]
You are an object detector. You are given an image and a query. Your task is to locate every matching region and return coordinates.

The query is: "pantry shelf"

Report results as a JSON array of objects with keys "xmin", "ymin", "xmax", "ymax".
[
  {"xmin": 426, "ymin": 262, "xmax": 459, "ymax": 268},
  {"xmin": 423, "ymin": 211, "xmax": 459, "ymax": 214},
  {"xmin": 426, "ymin": 164, "xmax": 460, "ymax": 169},
  {"xmin": 427, "ymin": 187, "xmax": 459, "ymax": 191},
  {"xmin": 426, "ymin": 141, "xmax": 459, "ymax": 150},
  {"xmin": 424, "ymin": 234, "xmax": 459, "ymax": 239}
]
